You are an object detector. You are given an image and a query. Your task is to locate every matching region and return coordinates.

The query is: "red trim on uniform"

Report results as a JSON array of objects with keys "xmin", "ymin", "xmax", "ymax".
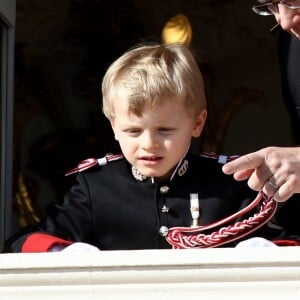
[
  {"xmin": 273, "ymin": 239, "xmax": 300, "ymax": 247},
  {"xmin": 21, "ymin": 233, "xmax": 72, "ymax": 253}
]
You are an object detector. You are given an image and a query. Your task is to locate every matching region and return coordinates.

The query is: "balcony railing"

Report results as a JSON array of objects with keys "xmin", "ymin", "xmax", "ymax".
[{"xmin": 0, "ymin": 247, "xmax": 300, "ymax": 299}]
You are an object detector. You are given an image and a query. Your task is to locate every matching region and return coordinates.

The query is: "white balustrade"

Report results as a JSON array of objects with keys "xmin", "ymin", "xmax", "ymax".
[{"xmin": 0, "ymin": 247, "xmax": 299, "ymax": 299}]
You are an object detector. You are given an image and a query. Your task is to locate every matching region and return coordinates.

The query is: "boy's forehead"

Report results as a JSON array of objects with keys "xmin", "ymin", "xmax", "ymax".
[{"xmin": 115, "ymin": 96, "xmax": 185, "ymax": 114}]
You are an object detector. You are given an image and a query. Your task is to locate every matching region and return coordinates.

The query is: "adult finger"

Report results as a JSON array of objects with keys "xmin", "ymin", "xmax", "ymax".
[
  {"xmin": 232, "ymin": 169, "xmax": 255, "ymax": 181},
  {"xmin": 222, "ymin": 150, "xmax": 264, "ymax": 175},
  {"xmin": 272, "ymin": 179, "xmax": 297, "ymax": 202},
  {"xmin": 262, "ymin": 178, "xmax": 279, "ymax": 199},
  {"xmin": 247, "ymin": 165, "xmax": 273, "ymax": 191}
]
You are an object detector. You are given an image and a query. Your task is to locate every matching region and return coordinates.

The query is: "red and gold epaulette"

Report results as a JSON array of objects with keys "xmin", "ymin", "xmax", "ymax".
[
  {"xmin": 200, "ymin": 152, "xmax": 240, "ymax": 164},
  {"xmin": 65, "ymin": 153, "xmax": 124, "ymax": 176}
]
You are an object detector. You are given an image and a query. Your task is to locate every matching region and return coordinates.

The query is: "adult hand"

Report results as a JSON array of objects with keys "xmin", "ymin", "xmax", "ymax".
[{"xmin": 222, "ymin": 147, "xmax": 300, "ymax": 202}]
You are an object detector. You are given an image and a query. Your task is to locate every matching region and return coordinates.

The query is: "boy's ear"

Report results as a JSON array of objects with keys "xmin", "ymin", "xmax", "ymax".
[{"xmin": 192, "ymin": 109, "xmax": 207, "ymax": 138}]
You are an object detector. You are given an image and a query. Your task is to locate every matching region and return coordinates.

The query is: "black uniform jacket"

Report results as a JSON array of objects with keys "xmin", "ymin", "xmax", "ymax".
[
  {"xmin": 278, "ymin": 31, "xmax": 300, "ymax": 145},
  {"xmin": 4, "ymin": 153, "xmax": 282, "ymax": 252}
]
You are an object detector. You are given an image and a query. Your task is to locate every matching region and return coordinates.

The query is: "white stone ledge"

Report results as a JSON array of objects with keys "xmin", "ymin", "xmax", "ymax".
[{"xmin": 0, "ymin": 247, "xmax": 300, "ymax": 299}]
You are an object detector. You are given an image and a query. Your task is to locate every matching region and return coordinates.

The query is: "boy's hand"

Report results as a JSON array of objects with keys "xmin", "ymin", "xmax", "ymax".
[{"xmin": 59, "ymin": 242, "xmax": 100, "ymax": 253}]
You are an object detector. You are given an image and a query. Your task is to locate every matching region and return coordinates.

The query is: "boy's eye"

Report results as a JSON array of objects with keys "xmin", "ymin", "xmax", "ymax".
[
  {"xmin": 159, "ymin": 128, "xmax": 174, "ymax": 132},
  {"xmin": 125, "ymin": 128, "xmax": 141, "ymax": 135}
]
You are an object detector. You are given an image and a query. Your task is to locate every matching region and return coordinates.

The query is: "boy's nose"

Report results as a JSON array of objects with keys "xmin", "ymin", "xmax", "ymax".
[{"xmin": 141, "ymin": 132, "xmax": 159, "ymax": 150}]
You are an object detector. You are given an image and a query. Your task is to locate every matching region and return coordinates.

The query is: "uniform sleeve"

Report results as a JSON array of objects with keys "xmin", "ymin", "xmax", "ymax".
[{"xmin": 3, "ymin": 173, "xmax": 94, "ymax": 253}]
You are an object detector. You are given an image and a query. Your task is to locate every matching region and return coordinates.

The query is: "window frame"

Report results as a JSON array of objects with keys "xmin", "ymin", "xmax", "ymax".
[{"xmin": 0, "ymin": 0, "xmax": 15, "ymax": 251}]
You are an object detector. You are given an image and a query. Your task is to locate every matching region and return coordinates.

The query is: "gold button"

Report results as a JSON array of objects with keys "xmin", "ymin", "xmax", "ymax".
[{"xmin": 160, "ymin": 186, "xmax": 170, "ymax": 194}]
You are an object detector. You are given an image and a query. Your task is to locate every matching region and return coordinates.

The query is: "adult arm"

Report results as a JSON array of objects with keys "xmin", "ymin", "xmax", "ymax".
[{"xmin": 222, "ymin": 147, "xmax": 300, "ymax": 202}]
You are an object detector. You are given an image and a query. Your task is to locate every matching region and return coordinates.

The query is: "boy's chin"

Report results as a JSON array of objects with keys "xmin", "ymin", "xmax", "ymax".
[{"xmin": 138, "ymin": 169, "xmax": 170, "ymax": 180}]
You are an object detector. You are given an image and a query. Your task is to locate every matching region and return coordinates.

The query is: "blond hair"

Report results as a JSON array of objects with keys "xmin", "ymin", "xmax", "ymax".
[{"xmin": 102, "ymin": 43, "xmax": 206, "ymax": 120}]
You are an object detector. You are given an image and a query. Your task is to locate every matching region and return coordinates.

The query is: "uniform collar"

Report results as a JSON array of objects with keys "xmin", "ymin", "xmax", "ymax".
[{"xmin": 131, "ymin": 153, "xmax": 190, "ymax": 182}]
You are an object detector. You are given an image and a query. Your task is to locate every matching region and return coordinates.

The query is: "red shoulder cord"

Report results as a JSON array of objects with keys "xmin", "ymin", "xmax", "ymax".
[
  {"xmin": 165, "ymin": 152, "xmax": 279, "ymax": 248},
  {"xmin": 65, "ymin": 154, "xmax": 124, "ymax": 176},
  {"xmin": 165, "ymin": 192, "xmax": 277, "ymax": 248}
]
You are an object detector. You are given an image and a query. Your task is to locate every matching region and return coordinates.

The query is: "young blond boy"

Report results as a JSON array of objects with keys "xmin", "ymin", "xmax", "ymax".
[{"xmin": 5, "ymin": 43, "xmax": 294, "ymax": 253}]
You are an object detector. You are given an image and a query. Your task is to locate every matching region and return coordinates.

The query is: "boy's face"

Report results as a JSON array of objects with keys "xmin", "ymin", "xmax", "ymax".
[{"xmin": 111, "ymin": 98, "xmax": 207, "ymax": 181}]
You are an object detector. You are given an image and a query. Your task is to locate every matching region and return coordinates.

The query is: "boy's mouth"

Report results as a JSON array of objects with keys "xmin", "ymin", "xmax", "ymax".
[{"xmin": 139, "ymin": 156, "xmax": 163, "ymax": 163}]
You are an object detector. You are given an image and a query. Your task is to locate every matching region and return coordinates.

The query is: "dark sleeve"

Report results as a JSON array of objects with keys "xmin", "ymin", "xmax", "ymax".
[
  {"xmin": 3, "ymin": 173, "xmax": 94, "ymax": 253},
  {"xmin": 3, "ymin": 228, "xmax": 72, "ymax": 253},
  {"xmin": 278, "ymin": 30, "xmax": 300, "ymax": 144}
]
